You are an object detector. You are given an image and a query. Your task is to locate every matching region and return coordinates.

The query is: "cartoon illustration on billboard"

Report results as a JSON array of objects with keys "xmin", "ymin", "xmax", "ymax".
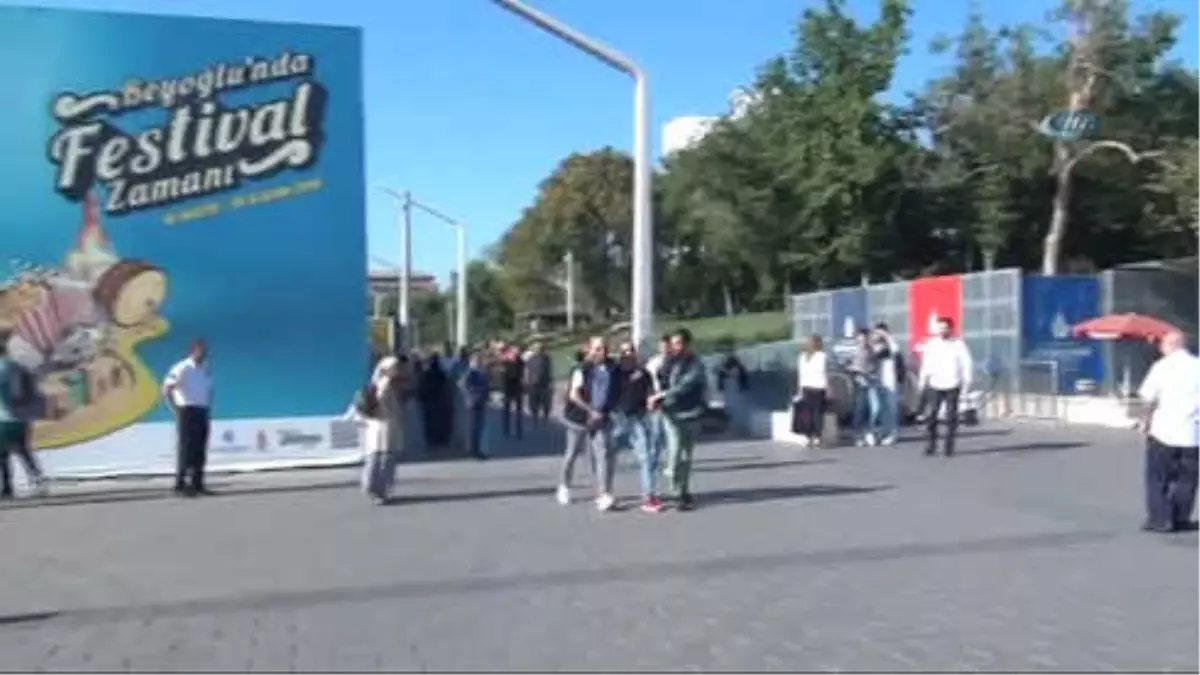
[{"xmin": 0, "ymin": 194, "xmax": 168, "ymax": 448}]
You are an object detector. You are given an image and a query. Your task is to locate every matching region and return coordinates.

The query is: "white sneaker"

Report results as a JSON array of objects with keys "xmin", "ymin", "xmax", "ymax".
[
  {"xmin": 855, "ymin": 438, "xmax": 866, "ymax": 448},
  {"xmin": 555, "ymin": 485, "xmax": 571, "ymax": 506},
  {"xmin": 880, "ymin": 435, "xmax": 897, "ymax": 446},
  {"xmin": 812, "ymin": 438, "xmax": 822, "ymax": 448},
  {"xmin": 797, "ymin": 436, "xmax": 810, "ymax": 447},
  {"xmin": 865, "ymin": 433, "xmax": 877, "ymax": 447},
  {"xmin": 595, "ymin": 493, "xmax": 616, "ymax": 512}
]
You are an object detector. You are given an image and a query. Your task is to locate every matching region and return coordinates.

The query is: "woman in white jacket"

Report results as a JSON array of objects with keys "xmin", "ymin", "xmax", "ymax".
[
  {"xmin": 348, "ymin": 355, "xmax": 409, "ymax": 505},
  {"xmin": 794, "ymin": 334, "xmax": 829, "ymax": 447}
]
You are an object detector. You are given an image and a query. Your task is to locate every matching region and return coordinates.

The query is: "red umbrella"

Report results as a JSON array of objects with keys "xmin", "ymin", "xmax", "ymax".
[{"xmin": 1071, "ymin": 313, "xmax": 1179, "ymax": 341}]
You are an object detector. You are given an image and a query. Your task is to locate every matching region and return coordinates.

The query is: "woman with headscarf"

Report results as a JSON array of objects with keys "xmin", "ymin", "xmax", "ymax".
[
  {"xmin": 347, "ymin": 355, "xmax": 408, "ymax": 505},
  {"xmin": 420, "ymin": 353, "xmax": 453, "ymax": 449}
]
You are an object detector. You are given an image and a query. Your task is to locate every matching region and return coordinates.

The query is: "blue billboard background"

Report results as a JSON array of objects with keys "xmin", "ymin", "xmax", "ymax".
[
  {"xmin": 0, "ymin": 7, "xmax": 365, "ymax": 428},
  {"xmin": 1021, "ymin": 275, "xmax": 1105, "ymax": 393},
  {"xmin": 830, "ymin": 287, "xmax": 868, "ymax": 342}
]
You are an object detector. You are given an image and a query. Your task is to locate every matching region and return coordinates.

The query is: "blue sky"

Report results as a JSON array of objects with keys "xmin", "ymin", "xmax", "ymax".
[{"xmin": 10, "ymin": 0, "xmax": 1199, "ymax": 287}]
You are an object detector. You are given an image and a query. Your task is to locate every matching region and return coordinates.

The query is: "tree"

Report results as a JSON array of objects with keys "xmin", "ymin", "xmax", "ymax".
[
  {"xmin": 1039, "ymin": 0, "xmax": 1178, "ymax": 274},
  {"xmin": 1145, "ymin": 136, "xmax": 1199, "ymax": 236},
  {"xmin": 494, "ymin": 149, "xmax": 635, "ymax": 317}
]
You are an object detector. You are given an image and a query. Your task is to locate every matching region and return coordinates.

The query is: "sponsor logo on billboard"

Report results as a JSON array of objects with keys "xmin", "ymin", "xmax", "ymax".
[
  {"xmin": 211, "ymin": 429, "xmax": 249, "ymax": 453},
  {"xmin": 48, "ymin": 50, "xmax": 328, "ymax": 216},
  {"xmin": 1036, "ymin": 110, "xmax": 1098, "ymax": 142},
  {"xmin": 329, "ymin": 419, "xmax": 359, "ymax": 450},
  {"xmin": 277, "ymin": 429, "xmax": 323, "ymax": 448}
]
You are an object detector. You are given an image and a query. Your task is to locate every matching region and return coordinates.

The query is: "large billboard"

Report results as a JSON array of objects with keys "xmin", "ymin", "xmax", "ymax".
[{"xmin": 0, "ymin": 7, "xmax": 366, "ymax": 477}]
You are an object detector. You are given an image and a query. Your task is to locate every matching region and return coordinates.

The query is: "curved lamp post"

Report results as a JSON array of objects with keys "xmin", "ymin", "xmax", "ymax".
[{"xmin": 491, "ymin": 0, "xmax": 654, "ymax": 347}]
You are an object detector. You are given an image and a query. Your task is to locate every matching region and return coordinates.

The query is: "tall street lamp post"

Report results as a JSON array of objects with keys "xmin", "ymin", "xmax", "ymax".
[{"xmin": 491, "ymin": 0, "xmax": 654, "ymax": 347}]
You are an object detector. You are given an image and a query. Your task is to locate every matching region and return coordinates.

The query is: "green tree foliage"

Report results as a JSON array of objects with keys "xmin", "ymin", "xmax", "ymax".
[{"xmin": 468, "ymin": 0, "xmax": 1195, "ymax": 327}]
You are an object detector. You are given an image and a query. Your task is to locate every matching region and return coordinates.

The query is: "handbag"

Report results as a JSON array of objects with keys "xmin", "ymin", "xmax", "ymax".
[{"xmin": 791, "ymin": 398, "xmax": 810, "ymax": 434}]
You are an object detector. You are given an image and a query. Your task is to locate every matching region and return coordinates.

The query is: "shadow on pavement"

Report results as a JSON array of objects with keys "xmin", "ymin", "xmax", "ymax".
[
  {"xmin": 700, "ymin": 483, "xmax": 892, "ymax": 507},
  {"xmin": 693, "ymin": 458, "xmax": 838, "ymax": 474},
  {"xmin": 0, "ymin": 479, "xmax": 362, "ymax": 512},
  {"xmin": 386, "ymin": 485, "xmax": 549, "ymax": 506},
  {"xmin": 958, "ymin": 441, "xmax": 1088, "ymax": 456}
]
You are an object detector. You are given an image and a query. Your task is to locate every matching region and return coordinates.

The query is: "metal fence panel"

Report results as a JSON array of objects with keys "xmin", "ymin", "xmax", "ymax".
[
  {"xmin": 867, "ymin": 280, "xmax": 911, "ymax": 349},
  {"xmin": 790, "ymin": 291, "xmax": 832, "ymax": 341},
  {"xmin": 1101, "ymin": 264, "xmax": 1199, "ymax": 395},
  {"xmin": 958, "ymin": 269, "xmax": 1022, "ymax": 400}
]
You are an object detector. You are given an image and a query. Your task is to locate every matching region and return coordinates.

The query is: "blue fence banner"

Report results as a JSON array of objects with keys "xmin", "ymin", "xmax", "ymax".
[
  {"xmin": 1021, "ymin": 275, "xmax": 1105, "ymax": 393},
  {"xmin": 830, "ymin": 287, "xmax": 868, "ymax": 341}
]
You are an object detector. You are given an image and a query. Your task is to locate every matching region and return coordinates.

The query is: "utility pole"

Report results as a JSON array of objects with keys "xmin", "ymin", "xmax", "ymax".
[
  {"xmin": 455, "ymin": 224, "xmax": 468, "ymax": 348},
  {"xmin": 563, "ymin": 250, "xmax": 576, "ymax": 332},
  {"xmin": 400, "ymin": 191, "xmax": 412, "ymax": 350},
  {"xmin": 492, "ymin": 0, "xmax": 653, "ymax": 348}
]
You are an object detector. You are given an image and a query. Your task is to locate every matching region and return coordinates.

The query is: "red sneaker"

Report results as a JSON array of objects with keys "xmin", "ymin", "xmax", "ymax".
[{"xmin": 640, "ymin": 497, "xmax": 664, "ymax": 513}]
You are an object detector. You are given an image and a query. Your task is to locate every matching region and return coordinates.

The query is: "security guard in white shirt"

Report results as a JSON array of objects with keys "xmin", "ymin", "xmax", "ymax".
[
  {"xmin": 918, "ymin": 317, "xmax": 973, "ymax": 457},
  {"xmin": 162, "ymin": 339, "xmax": 214, "ymax": 497},
  {"xmin": 1137, "ymin": 330, "xmax": 1199, "ymax": 533}
]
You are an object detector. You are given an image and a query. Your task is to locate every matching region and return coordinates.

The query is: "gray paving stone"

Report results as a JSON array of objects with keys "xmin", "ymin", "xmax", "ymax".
[{"xmin": 0, "ymin": 421, "xmax": 1193, "ymax": 671}]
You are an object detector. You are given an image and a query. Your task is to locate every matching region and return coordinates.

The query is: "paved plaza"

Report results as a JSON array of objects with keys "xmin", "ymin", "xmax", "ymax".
[{"xmin": 0, "ymin": 421, "xmax": 1195, "ymax": 672}]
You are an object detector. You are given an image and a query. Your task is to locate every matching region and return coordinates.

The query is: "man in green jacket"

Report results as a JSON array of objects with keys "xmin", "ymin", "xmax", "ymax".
[{"xmin": 649, "ymin": 328, "xmax": 707, "ymax": 510}]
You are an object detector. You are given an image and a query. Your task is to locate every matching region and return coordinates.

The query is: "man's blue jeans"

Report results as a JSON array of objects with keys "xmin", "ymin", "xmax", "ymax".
[
  {"xmin": 876, "ymin": 386, "xmax": 899, "ymax": 439},
  {"xmin": 852, "ymin": 381, "xmax": 881, "ymax": 439},
  {"xmin": 615, "ymin": 413, "xmax": 658, "ymax": 498}
]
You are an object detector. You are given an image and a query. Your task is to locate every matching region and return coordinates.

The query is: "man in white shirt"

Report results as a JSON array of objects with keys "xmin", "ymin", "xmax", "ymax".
[
  {"xmin": 162, "ymin": 339, "xmax": 214, "ymax": 497},
  {"xmin": 1137, "ymin": 330, "xmax": 1199, "ymax": 533},
  {"xmin": 918, "ymin": 317, "xmax": 973, "ymax": 457}
]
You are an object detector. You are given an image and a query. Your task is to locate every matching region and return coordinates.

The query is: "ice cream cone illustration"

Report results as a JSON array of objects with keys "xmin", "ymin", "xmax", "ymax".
[{"xmin": 9, "ymin": 193, "xmax": 172, "ymax": 450}]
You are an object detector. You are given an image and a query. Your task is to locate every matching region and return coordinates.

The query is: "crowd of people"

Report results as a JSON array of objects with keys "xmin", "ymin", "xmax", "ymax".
[
  {"xmin": 350, "ymin": 329, "xmax": 708, "ymax": 512},
  {"xmin": 0, "ymin": 317, "xmax": 1192, "ymax": 534},
  {"xmin": 793, "ymin": 317, "xmax": 972, "ymax": 456}
]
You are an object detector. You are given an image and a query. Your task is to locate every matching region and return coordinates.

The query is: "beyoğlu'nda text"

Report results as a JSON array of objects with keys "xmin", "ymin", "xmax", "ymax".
[{"xmin": 47, "ymin": 50, "xmax": 327, "ymax": 216}]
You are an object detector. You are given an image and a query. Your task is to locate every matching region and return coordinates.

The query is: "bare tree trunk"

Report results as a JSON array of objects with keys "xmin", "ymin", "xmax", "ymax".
[
  {"xmin": 983, "ymin": 249, "xmax": 997, "ymax": 271},
  {"xmin": 1043, "ymin": 141, "xmax": 1074, "ymax": 276},
  {"xmin": 722, "ymin": 284, "xmax": 734, "ymax": 316}
]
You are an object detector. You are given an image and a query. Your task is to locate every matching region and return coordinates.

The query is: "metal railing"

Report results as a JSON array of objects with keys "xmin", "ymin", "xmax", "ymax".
[{"xmin": 1011, "ymin": 359, "xmax": 1063, "ymax": 421}]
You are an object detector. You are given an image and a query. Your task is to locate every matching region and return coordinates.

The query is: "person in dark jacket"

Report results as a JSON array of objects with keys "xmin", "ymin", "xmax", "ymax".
[
  {"xmin": 524, "ymin": 341, "xmax": 554, "ymax": 427},
  {"xmin": 612, "ymin": 341, "xmax": 662, "ymax": 512},
  {"xmin": 556, "ymin": 336, "xmax": 621, "ymax": 512},
  {"xmin": 419, "ymin": 353, "xmax": 453, "ymax": 449},
  {"xmin": 648, "ymin": 328, "xmax": 707, "ymax": 510},
  {"xmin": 500, "ymin": 345, "xmax": 525, "ymax": 439},
  {"xmin": 460, "ymin": 352, "xmax": 491, "ymax": 460}
]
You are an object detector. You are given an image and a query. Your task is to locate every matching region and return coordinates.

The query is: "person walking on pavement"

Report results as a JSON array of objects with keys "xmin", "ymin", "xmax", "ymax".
[
  {"xmin": 645, "ymin": 334, "xmax": 672, "ymax": 477},
  {"xmin": 500, "ymin": 345, "xmax": 525, "ymax": 440},
  {"xmin": 1136, "ymin": 330, "xmax": 1199, "ymax": 533},
  {"xmin": 848, "ymin": 328, "xmax": 883, "ymax": 447},
  {"xmin": 873, "ymin": 322, "xmax": 902, "ymax": 445},
  {"xmin": 648, "ymin": 328, "xmax": 707, "ymax": 511},
  {"xmin": 162, "ymin": 339, "xmax": 214, "ymax": 497},
  {"xmin": 794, "ymin": 334, "xmax": 829, "ymax": 447},
  {"xmin": 461, "ymin": 352, "xmax": 491, "ymax": 461},
  {"xmin": 348, "ymin": 355, "xmax": 409, "ymax": 505},
  {"xmin": 0, "ymin": 337, "xmax": 37, "ymax": 499},
  {"xmin": 613, "ymin": 341, "xmax": 663, "ymax": 513},
  {"xmin": 525, "ymin": 341, "xmax": 554, "ymax": 427},
  {"xmin": 8, "ymin": 358, "xmax": 48, "ymax": 495},
  {"xmin": 918, "ymin": 318, "xmax": 972, "ymax": 457},
  {"xmin": 557, "ymin": 336, "xmax": 621, "ymax": 512}
]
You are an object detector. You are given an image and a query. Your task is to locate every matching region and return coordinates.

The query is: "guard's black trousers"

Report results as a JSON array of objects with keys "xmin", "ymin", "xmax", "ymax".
[
  {"xmin": 501, "ymin": 389, "xmax": 523, "ymax": 439},
  {"xmin": 176, "ymin": 406, "xmax": 211, "ymax": 491},
  {"xmin": 1145, "ymin": 437, "xmax": 1199, "ymax": 530},
  {"xmin": 924, "ymin": 387, "xmax": 960, "ymax": 455}
]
